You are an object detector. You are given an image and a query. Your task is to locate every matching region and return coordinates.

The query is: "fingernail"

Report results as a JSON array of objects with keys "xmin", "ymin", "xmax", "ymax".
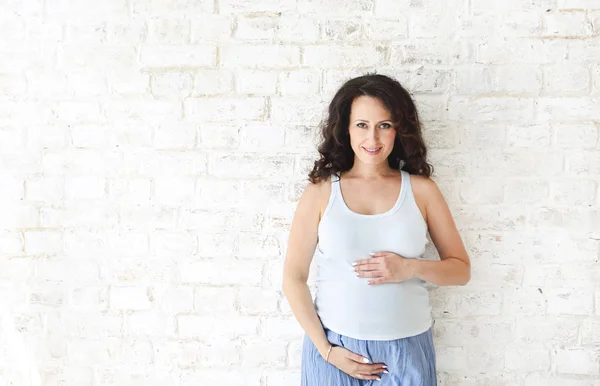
[
  {"xmin": 352, "ymin": 262, "xmax": 357, "ymax": 266},
  {"xmin": 383, "ymin": 370, "xmax": 389, "ymax": 374},
  {"xmin": 376, "ymin": 378, "xmax": 381, "ymax": 381},
  {"xmin": 369, "ymin": 252, "xmax": 375, "ymax": 256},
  {"xmin": 362, "ymin": 358, "xmax": 370, "ymax": 363},
  {"xmin": 382, "ymin": 365, "xmax": 388, "ymax": 369}
]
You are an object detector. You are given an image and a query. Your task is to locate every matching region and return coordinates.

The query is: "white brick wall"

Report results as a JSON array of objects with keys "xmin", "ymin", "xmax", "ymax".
[{"xmin": 0, "ymin": 0, "xmax": 598, "ymax": 385}]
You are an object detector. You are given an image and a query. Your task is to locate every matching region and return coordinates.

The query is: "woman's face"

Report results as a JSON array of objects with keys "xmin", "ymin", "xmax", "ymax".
[{"xmin": 348, "ymin": 95, "xmax": 397, "ymax": 166}]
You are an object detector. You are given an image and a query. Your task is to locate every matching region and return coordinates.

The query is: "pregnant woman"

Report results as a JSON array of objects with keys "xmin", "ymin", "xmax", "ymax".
[{"xmin": 282, "ymin": 74, "xmax": 471, "ymax": 385}]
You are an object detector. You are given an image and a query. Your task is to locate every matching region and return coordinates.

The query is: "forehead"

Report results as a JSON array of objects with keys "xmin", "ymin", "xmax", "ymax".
[{"xmin": 349, "ymin": 95, "xmax": 391, "ymax": 119}]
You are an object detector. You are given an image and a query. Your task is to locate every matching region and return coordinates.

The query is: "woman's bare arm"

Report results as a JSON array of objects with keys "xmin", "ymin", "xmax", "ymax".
[
  {"xmin": 412, "ymin": 176, "xmax": 471, "ymax": 286},
  {"xmin": 282, "ymin": 180, "xmax": 331, "ymax": 358}
]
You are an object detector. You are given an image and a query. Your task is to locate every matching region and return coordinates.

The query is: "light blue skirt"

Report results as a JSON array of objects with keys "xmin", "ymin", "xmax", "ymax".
[{"xmin": 301, "ymin": 326, "xmax": 436, "ymax": 385}]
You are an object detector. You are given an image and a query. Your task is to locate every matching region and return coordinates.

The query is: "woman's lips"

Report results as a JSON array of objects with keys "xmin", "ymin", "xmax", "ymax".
[{"xmin": 362, "ymin": 146, "xmax": 382, "ymax": 155}]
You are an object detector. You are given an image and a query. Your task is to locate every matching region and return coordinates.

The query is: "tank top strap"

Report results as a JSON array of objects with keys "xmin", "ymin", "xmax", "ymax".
[
  {"xmin": 400, "ymin": 170, "xmax": 421, "ymax": 214},
  {"xmin": 321, "ymin": 172, "xmax": 341, "ymax": 219},
  {"xmin": 330, "ymin": 171, "xmax": 341, "ymax": 199},
  {"xmin": 400, "ymin": 170, "xmax": 410, "ymax": 191}
]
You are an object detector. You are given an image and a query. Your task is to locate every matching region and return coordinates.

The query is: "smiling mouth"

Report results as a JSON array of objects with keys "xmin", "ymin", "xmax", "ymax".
[{"xmin": 362, "ymin": 146, "xmax": 382, "ymax": 155}]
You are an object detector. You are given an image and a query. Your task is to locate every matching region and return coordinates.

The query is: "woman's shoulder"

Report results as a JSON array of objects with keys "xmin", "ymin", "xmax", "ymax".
[
  {"xmin": 409, "ymin": 173, "xmax": 440, "ymax": 197},
  {"xmin": 303, "ymin": 174, "xmax": 335, "ymax": 221},
  {"xmin": 407, "ymin": 173, "xmax": 445, "ymax": 221},
  {"xmin": 408, "ymin": 172, "xmax": 430, "ymax": 184}
]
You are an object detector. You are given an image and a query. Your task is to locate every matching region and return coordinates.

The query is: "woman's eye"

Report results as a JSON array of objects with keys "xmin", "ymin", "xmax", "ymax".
[
  {"xmin": 357, "ymin": 123, "xmax": 367, "ymax": 128},
  {"xmin": 380, "ymin": 123, "xmax": 392, "ymax": 129}
]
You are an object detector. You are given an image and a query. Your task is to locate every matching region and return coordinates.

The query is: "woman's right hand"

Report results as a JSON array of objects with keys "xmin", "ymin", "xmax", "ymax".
[{"xmin": 327, "ymin": 346, "xmax": 388, "ymax": 381}]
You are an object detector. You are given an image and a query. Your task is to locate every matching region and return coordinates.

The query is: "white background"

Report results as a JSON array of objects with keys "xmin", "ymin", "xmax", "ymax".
[{"xmin": 0, "ymin": 0, "xmax": 599, "ymax": 385}]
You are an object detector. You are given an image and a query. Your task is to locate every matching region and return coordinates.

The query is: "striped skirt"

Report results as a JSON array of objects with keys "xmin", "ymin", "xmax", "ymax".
[{"xmin": 301, "ymin": 326, "xmax": 436, "ymax": 385}]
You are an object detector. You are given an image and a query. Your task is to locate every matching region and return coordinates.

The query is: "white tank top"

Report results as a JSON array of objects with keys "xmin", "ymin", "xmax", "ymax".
[{"xmin": 313, "ymin": 170, "xmax": 433, "ymax": 340}]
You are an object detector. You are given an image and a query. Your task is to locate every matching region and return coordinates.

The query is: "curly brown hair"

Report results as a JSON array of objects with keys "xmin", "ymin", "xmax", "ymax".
[{"xmin": 308, "ymin": 73, "xmax": 433, "ymax": 184}]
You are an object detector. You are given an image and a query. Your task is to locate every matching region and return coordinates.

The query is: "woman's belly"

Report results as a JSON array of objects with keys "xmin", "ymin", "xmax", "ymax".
[{"xmin": 314, "ymin": 276, "xmax": 432, "ymax": 340}]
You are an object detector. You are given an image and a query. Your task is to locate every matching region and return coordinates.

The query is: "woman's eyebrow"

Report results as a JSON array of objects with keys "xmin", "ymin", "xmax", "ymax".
[{"xmin": 352, "ymin": 119, "xmax": 393, "ymax": 123}]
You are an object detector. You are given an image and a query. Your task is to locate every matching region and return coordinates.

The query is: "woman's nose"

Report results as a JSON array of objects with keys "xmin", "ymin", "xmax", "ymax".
[{"xmin": 368, "ymin": 127, "xmax": 379, "ymax": 140}]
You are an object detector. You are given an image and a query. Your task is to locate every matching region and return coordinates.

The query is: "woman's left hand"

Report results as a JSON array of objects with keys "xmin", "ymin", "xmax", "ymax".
[{"xmin": 353, "ymin": 252, "xmax": 417, "ymax": 285}]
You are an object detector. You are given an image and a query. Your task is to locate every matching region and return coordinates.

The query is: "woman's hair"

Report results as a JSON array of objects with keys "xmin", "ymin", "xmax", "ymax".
[{"xmin": 308, "ymin": 73, "xmax": 433, "ymax": 184}]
